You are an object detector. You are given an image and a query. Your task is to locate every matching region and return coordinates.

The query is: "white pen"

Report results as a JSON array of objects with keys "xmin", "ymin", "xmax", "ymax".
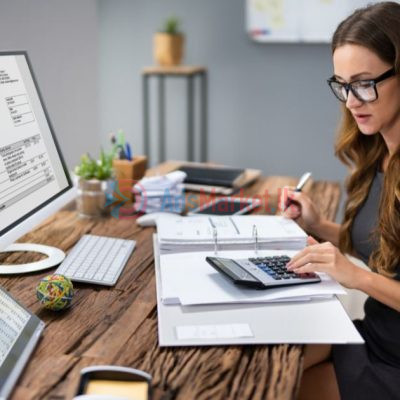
[
  {"xmin": 285, "ymin": 172, "xmax": 312, "ymax": 209},
  {"xmin": 295, "ymin": 172, "xmax": 312, "ymax": 192}
]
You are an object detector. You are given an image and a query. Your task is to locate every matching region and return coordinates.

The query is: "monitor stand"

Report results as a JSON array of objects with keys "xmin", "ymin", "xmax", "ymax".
[{"xmin": 0, "ymin": 243, "xmax": 65, "ymax": 274}]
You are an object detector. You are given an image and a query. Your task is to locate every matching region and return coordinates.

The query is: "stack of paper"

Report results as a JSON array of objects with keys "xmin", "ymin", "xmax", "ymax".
[
  {"xmin": 133, "ymin": 171, "xmax": 186, "ymax": 214},
  {"xmin": 158, "ymin": 249, "xmax": 346, "ymax": 306},
  {"xmin": 156, "ymin": 215, "xmax": 308, "ymax": 254}
]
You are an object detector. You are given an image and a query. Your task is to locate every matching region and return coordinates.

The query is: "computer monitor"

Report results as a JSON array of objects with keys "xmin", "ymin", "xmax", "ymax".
[{"xmin": 0, "ymin": 51, "xmax": 76, "ymax": 273}]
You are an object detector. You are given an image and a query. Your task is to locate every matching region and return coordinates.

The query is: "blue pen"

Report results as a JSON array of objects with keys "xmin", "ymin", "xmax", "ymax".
[{"xmin": 125, "ymin": 143, "xmax": 132, "ymax": 161}]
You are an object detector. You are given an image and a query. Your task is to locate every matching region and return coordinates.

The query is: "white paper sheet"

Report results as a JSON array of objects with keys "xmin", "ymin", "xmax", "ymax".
[
  {"xmin": 176, "ymin": 323, "xmax": 254, "ymax": 340},
  {"xmin": 159, "ymin": 249, "xmax": 346, "ymax": 306},
  {"xmin": 154, "ymin": 234, "xmax": 363, "ymax": 346}
]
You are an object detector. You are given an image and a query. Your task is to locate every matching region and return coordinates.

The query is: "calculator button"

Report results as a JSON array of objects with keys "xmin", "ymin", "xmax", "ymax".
[{"xmin": 298, "ymin": 273, "xmax": 316, "ymax": 279}]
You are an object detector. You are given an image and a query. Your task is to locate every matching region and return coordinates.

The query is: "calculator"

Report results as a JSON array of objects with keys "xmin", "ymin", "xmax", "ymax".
[{"xmin": 206, "ymin": 255, "xmax": 321, "ymax": 289}]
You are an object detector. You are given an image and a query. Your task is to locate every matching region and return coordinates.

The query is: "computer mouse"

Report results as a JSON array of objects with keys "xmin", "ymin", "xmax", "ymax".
[{"xmin": 136, "ymin": 212, "xmax": 176, "ymax": 227}]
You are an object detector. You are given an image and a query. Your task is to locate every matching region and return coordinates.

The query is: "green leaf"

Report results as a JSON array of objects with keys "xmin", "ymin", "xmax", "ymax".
[
  {"xmin": 163, "ymin": 16, "xmax": 180, "ymax": 34},
  {"xmin": 75, "ymin": 149, "xmax": 114, "ymax": 180}
]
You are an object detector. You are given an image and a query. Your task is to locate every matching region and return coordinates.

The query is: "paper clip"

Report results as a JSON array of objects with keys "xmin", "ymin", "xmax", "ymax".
[
  {"xmin": 252, "ymin": 224, "xmax": 259, "ymax": 255},
  {"xmin": 213, "ymin": 227, "xmax": 218, "ymax": 255}
]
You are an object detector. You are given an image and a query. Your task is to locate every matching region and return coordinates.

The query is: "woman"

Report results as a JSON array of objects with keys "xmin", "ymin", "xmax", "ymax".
[{"xmin": 282, "ymin": 2, "xmax": 400, "ymax": 399}]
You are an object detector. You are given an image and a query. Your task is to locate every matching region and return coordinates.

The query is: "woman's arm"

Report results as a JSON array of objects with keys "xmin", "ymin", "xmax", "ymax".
[
  {"xmin": 287, "ymin": 240, "xmax": 400, "ymax": 312},
  {"xmin": 281, "ymin": 188, "xmax": 341, "ymax": 245},
  {"xmin": 356, "ymin": 269, "xmax": 400, "ymax": 312},
  {"xmin": 309, "ymin": 218, "xmax": 341, "ymax": 247}
]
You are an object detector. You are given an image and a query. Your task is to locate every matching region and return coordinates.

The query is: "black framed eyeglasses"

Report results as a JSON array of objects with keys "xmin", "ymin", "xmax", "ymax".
[{"xmin": 327, "ymin": 67, "xmax": 396, "ymax": 103}]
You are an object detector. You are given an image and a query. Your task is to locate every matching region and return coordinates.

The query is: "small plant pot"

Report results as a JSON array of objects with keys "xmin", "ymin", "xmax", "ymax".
[
  {"xmin": 154, "ymin": 33, "xmax": 184, "ymax": 66},
  {"xmin": 76, "ymin": 178, "xmax": 112, "ymax": 218}
]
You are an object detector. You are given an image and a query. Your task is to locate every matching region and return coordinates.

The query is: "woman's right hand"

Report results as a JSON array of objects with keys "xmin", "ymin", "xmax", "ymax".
[{"xmin": 280, "ymin": 187, "xmax": 322, "ymax": 234}]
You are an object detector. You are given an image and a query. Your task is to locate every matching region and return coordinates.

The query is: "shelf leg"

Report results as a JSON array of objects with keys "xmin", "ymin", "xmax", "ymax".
[
  {"xmin": 158, "ymin": 75, "xmax": 166, "ymax": 163},
  {"xmin": 143, "ymin": 75, "xmax": 150, "ymax": 163},
  {"xmin": 200, "ymin": 71, "xmax": 208, "ymax": 162},
  {"xmin": 187, "ymin": 75, "xmax": 194, "ymax": 161}
]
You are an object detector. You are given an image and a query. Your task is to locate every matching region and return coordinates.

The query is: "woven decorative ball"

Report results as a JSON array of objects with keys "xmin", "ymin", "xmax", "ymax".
[{"xmin": 36, "ymin": 274, "xmax": 74, "ymax": 311}]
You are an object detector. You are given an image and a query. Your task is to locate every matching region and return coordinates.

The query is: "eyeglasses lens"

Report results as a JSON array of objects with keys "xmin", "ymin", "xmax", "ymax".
[
  {"xmin": 330, "ymin": 81, "xmax": 347, "ymax": 101},
  {"xmin": 352, "ymin": 81, "xmax": 376, "ymax": 102},
  {"xmin": 329, "ymin": 81, "xmax": 376, "ymax": 102}
]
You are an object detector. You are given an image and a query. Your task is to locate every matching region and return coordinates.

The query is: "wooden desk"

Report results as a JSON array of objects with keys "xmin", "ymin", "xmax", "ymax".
[{"xmin": 1, "ymin": 168, "xmax": 340, "ymax": 400}]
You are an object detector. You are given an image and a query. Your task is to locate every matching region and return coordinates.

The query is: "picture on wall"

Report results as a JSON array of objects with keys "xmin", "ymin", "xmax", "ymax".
[{"xmin": 246, "ymin": 0, "xmax": 391, "ymax": 43}]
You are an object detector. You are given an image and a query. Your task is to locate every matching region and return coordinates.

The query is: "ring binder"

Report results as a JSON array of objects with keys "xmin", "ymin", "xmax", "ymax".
[
  {"xmin": 155, "ymin": 215, "xmax": 308, "ymax": 254},
  {"xmin": 252, "ymin": 224, "xmax": 259, "ymax": 255},
  {"xmin": 213, "ymin": 227, "xmax": 218, "ymax": 255}
]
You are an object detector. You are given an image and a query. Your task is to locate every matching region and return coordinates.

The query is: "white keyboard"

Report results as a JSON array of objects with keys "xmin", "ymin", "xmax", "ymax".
[{"xmin": 56, "ymin": 234, "xmax": 136, "ymax": 286}]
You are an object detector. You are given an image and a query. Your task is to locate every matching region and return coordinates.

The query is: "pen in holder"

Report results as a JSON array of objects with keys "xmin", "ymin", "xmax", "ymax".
[
  {"xmin": 253, "ymin": 224, "xmax": 259, "ymax": 255},
  {"xmin": 213, "ymin": 227, "xmax": 218, "ymax": 255}
]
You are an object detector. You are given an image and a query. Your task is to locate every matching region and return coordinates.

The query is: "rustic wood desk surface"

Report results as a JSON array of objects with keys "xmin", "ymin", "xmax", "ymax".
[{"xmin": 1, "ymin": 166, "xmax": 341, "ymax": 400}]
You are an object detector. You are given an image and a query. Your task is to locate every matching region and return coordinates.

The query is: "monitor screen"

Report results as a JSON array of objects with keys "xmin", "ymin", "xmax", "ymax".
[{"xmin": 0, "ymin": 52, "xmax": 72, "ymax": 238}]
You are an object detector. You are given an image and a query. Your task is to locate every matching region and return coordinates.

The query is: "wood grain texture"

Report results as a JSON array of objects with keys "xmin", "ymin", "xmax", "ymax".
[{"xmin": 2, "ymin": 171, "xmax": 340, "ymax": 400}]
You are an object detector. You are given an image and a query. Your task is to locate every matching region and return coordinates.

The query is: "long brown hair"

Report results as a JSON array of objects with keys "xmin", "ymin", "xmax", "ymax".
[{"xmin": 333, "ymin": 2, "xmax": 400, "ymax": 276}]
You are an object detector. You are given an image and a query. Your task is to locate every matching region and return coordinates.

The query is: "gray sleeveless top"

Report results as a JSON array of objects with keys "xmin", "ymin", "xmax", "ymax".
[{"xmin": 351, "ymin": 171, "xmax": 400, "ymax": 367}]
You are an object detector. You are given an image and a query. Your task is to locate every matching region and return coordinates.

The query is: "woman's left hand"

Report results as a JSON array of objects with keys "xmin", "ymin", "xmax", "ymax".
[{"xmin": 286, "ymin": 237, "xmax": 362, "ymax": 289}]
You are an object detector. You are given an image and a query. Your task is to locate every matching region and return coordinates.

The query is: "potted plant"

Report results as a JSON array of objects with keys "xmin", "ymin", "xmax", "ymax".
[
  {"xmin": 74, "ymin": 150, "xmax": 114, "ymax": 218},
  {"xmin": 154, "ymin": 16, "xmax": 184, "ymax": 66}
]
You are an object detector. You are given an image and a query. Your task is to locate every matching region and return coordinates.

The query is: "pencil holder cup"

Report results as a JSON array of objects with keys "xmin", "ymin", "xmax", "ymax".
[{"xmin": 112, "ymin": 156, "xmax": 148, "ymax": 201}]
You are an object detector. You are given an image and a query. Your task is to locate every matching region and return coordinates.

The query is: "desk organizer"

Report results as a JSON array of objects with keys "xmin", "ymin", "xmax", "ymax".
[{"xmin": 112, "ymin": 156, "xmax": 148, "ymax": 200}]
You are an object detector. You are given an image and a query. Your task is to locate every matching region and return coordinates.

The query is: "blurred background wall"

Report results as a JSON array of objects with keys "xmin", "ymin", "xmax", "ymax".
[
  {"xmin": 0, "ymin": 0, "xmax": 348, "ymax": 182},
  {"xmin": 0, "ymin": 0, "xmax": 99, "ymax": 168},
  {"xmin": 98, "ymin": 0, "xmax": 347, "ymax": 183}
]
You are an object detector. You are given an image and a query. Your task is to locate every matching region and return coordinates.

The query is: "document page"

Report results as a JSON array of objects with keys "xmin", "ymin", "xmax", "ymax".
[
  {"xmin": 0, "ymin": 289, "xmax": 30, "ymax": 366},
  {"xmin": 159, "ymin": 249, "xmax": 346, "ymax": 306},
  {"xmin": 0, "ymin": 54, "xmax": 69, "ymax": 232},
  {"xmin": 176, "ymin": 323, "xmax": 253, "ymax": 340}
]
